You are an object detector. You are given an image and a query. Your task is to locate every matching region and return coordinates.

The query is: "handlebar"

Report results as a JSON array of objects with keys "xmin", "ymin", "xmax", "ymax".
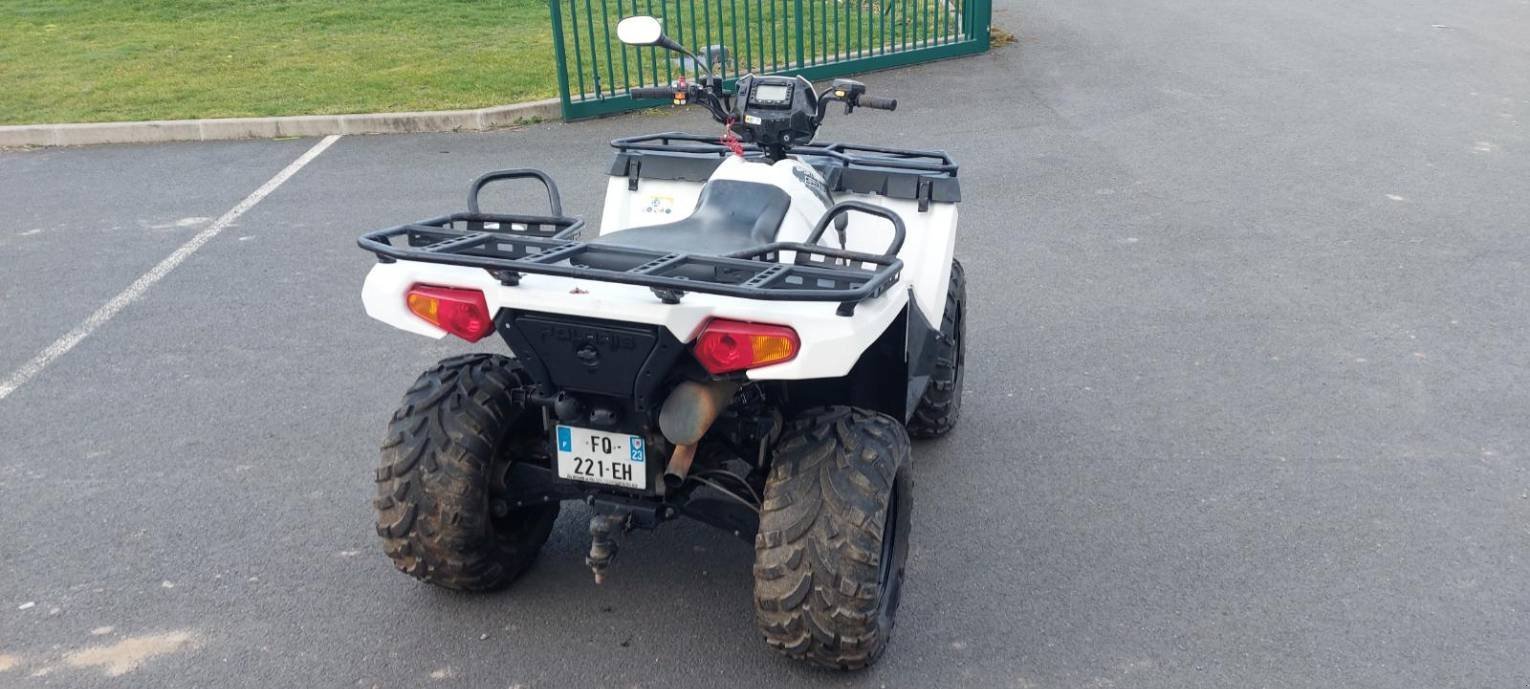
[
  {"xmin": 629, "ymin": 79, "xmax": 729, "ymax": 122},
  {"xmin": 627, "ymin": 77, "xmax": 896, "ymax": 159},
  {"xmin": 630, "ymin": 86, "xmax": 678, "ymax": 100}
]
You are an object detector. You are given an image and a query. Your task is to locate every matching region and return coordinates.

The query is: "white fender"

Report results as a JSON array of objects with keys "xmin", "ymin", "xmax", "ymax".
[{"xmin": 364, "ymin": 150, "xmax": 958, "ymax": 381}]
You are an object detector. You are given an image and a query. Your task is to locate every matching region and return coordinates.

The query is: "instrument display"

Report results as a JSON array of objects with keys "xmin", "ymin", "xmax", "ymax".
[{"xmin": 749, "ymin": 81, "xmax": 794, "ymax": 108}]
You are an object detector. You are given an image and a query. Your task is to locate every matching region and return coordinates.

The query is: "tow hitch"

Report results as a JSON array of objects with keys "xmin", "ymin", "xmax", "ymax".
[
  {"xmin": 583, "ymin": 499, "xmax": 669, "ymax": 584},
  {"xmin": 584, "ymin": 511, "xmax": 628, "ymax": 585}
]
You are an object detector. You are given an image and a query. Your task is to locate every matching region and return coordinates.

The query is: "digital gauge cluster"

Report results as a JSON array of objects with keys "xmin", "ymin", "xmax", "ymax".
[{"xmin": 735, "ymin": 75, "xmax": 818, "ymax": 150}]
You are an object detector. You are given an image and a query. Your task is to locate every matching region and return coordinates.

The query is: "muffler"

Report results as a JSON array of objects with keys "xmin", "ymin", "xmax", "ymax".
[{"xmin": 658, "ymin": 380, "xmax": 738, "ymax": 489}]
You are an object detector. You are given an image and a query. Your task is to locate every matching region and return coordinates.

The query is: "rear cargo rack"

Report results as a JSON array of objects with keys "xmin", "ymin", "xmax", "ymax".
[{"xmin": 358, "ymin": 168, "xmax": 905, "ymax": 316}]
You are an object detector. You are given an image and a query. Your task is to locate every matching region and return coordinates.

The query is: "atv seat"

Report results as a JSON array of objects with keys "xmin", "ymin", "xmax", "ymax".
[{"xmin": 579, "ymin": 180, "xmax": 790, "ymax": 272}]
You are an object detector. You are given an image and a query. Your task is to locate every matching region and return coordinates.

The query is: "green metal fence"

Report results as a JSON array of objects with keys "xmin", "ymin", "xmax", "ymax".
[{"xmin": 549, "ymin": 0, "xmax": 991, "ymax": 120}]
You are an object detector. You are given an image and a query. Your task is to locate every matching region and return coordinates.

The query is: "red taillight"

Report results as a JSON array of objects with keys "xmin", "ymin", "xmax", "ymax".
[
  {"xmin": 692, "ymin": 319, "xmax": 800, "ymax": 374},
  {"xmin": 405, "ymin": 285, "xmax": 494, "ymax": 342}
]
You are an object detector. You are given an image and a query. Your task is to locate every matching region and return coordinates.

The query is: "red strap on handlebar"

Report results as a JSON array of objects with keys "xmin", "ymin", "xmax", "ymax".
[{"xmin": 721, "ymin": 117, "xmax": 745, "ymax": 157}]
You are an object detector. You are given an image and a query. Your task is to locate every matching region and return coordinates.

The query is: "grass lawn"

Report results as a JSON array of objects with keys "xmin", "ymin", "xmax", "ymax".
[
  {"xmin": 0, "ymin": 1, "xmax": 560, "ymax": 125},
  {"xmin": 0, "ymin": 0, "xmax": 968, "ymax": 125}
]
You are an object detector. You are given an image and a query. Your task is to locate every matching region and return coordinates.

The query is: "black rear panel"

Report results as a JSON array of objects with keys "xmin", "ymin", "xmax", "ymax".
[{"xmin": 496, "ymin": 310, "xmax": 685, "ymax": 413}]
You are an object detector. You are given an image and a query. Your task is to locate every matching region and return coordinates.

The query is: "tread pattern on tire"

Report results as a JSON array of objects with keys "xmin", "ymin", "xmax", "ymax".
[
  {"xmin": 753, "ymin": 406, "xmax": 913, "ymax": 670},
  {"xmin": 907, "ymin": 259, "xmax": 966, "ymax": 439},
  {"xmin": 374, "ymin": 353, "xmax": 558, "ymax": 592}
]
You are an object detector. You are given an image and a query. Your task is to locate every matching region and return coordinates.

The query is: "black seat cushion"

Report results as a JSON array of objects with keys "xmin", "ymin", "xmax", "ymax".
[{"xmin": 580, "ymin": 180, "xmax": 790, "ymax": 271}]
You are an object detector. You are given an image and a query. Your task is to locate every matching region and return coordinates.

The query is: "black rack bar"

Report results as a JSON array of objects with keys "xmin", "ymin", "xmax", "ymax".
[
  {"xmin": 740, "ymin": 263, "xmax": 789, "ymax": 288},
  {"xmin": 423, "ymin": 232, "xmax": 492, "ymax": 253},
  {"xmin": 468, "ymin": 169, "xmax": 565, "ymax": 217},
  {"xmin": 610, "ymin": 132, "xmax": 958, "ymax": 175},
  {"xmin": 360, "ymin": 221, "xmax": 903, "ymax": 313},
  {"xmin": 360, "ymin": 163, "xmax": 907, "ymax": 315},
  {"xmin": 525, "ymin": 243, "xmax": 589, "ymax": 264},
  {"xmin": 632, "ymin": 253, "xmax": 687, "ymax": 275}
]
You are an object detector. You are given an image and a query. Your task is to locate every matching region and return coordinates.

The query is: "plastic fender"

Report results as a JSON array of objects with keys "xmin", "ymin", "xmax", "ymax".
[
  {"xmin": 360, "ymin": 259, "xmax": 907, "ymax": 381},
  {"xmin": 599, "ymin": 177, "xmax": 705, "ymax": 234},
  {"xmin": 705, "ymin": 157, "xmax": 831, "ymax": 240},
  {"xmin": 744, "ymin": 290, "xmax": 906, "ymax": 380},
  {"xmin": 361, "ymin": 262, "xmax": 446, "ymax": 339},
  {"xmin": 598, "ymin": 157, "xmax": 833, "ymax": 240},
  {"xmin": 828, "ymin": 194, "xmax": 959, "ymax": 323}
]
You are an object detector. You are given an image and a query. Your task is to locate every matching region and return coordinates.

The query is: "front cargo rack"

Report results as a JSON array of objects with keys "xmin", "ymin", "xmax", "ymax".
[
  {"xmin": 358, "ymin": 168, "xmax": 905, "ymax": 316},
  {"xmin": 610, "ymin": 132, "xmax": 961, "ymax": 209}
]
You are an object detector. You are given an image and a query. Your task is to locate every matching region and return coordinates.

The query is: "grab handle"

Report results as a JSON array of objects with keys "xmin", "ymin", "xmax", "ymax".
[
  {"xmin": 467, "ymin": 169, "xmax": 564, "ymax": 217},
  {"xmin": 805, "ymin": 201, "xmax": 906, "ymax": 257}
]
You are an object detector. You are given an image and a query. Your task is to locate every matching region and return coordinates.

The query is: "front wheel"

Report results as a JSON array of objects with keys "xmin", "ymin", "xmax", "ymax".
[
  {"xmin": 753, "ymin": 406, "xmax": 913, "ymax": 670},
  {"xmin": 373, "ymin": 354, "xmax": 559, "ymax": 592}
]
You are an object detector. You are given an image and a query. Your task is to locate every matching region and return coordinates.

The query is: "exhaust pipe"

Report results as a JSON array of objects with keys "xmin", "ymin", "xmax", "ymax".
[
  {"xmin": 663, "ymin": 444, "xmax": 698, "ymax": 491},
  {"xmin": 658, "ymin": 380, "xmax": 738, "ymax": 489}
]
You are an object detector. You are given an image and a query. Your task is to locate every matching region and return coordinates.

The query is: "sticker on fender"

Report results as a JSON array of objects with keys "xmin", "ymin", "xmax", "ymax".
[{"xmin": 555, "ymin": 425, "xmax": 647, "ymax": 490}]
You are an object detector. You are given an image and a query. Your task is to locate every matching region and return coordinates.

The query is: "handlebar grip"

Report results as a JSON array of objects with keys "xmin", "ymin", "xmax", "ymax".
[
  {"xmin": 631, "ymin": 86, "xmax": 678, "ymax": 100},
  {"xmin": 859, "ymin": 95, "xmax": 898, "ymax": 111}
]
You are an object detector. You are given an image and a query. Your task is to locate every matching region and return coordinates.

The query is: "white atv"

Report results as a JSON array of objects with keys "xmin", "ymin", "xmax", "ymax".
[{"xmin": 356, "ymin": 16, "xmax": 965, "ymax": 670}]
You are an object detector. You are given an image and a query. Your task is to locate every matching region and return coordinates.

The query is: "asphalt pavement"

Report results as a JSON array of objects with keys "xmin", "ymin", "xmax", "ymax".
[{"xmin": 2, "ymin": 0, "xmax": 1527, "ymax": 687}]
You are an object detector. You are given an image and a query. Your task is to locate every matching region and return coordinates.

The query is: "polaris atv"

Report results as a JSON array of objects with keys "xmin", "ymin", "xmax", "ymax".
[{"xmin": 356, "ymin": 16, "xmax": 965, "ymax": 670}]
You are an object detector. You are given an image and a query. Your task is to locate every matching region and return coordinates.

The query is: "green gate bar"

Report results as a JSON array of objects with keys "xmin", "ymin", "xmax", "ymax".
[{"xmin": 549, "ymin": 0, "xmax": 991, "ymax": 120}]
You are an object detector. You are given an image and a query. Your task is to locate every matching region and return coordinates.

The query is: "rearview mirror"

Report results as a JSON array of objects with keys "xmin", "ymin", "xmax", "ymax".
[{"xmin": 617, "ymin": 16, "xmax": 664, "ymax": 46}]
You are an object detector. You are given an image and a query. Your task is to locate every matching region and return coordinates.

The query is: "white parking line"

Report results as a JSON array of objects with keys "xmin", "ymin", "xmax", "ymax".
[{"xmin": 0, "ymin": 134, "xmax": 342, "ymax": 402}]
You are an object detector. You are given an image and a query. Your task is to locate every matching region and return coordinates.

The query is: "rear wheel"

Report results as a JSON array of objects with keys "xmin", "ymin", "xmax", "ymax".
[
  {"xmin": 907, "ymin": 259, "xmax": 965, "ymax": 439},
  {"xmin": 373, "ymin": 354, "xmax": 558, "ymax": 592},
  {"xmin": 753, "ymin": 406, "xmax": 913, "ymax": 670}
]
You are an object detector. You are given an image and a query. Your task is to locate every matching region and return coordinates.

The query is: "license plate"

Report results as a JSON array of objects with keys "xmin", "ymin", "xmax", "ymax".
[{"xmin": 555, "ymin": 425, "xmax": 647, "ymax": 490}]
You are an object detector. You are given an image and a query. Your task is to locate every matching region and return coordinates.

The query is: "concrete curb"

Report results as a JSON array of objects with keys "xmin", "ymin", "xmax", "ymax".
[{"xmin": 0, "ymin": 98, "xmax": 564, "ymax": 148}]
